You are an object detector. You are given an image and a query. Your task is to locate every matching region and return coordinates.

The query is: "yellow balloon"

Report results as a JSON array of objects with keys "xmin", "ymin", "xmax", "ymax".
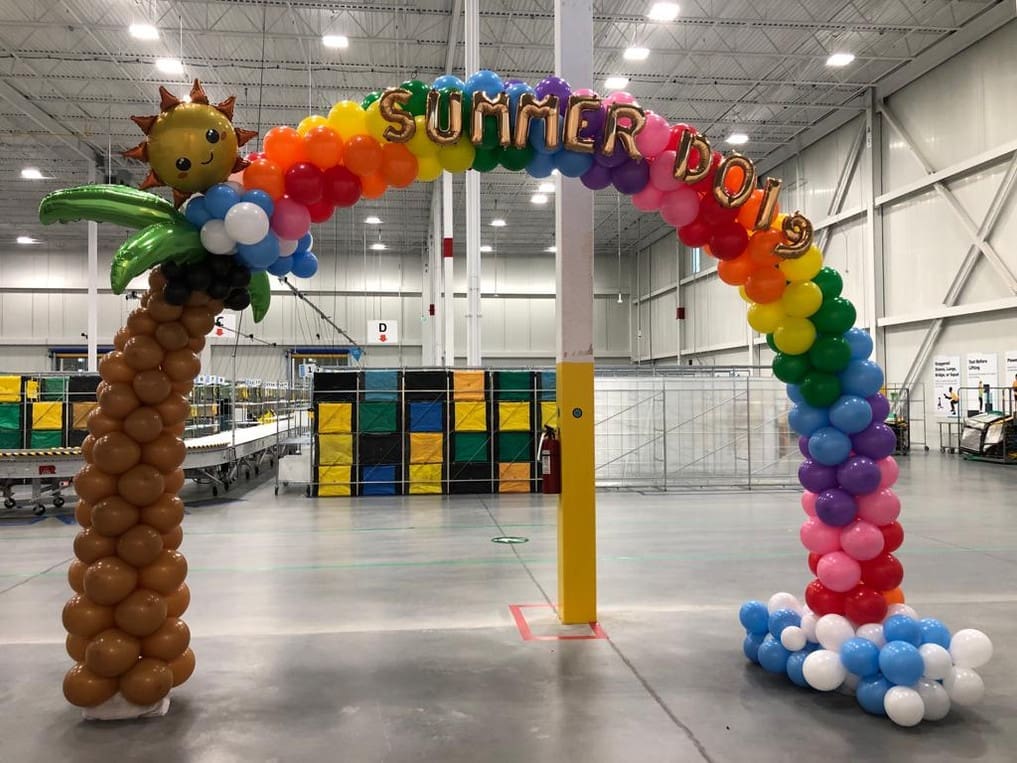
[
  {"xmin": 779, "ymin": 245, "xmax": 823, "ymax": 282},
  {"xmin": 773, "ymin": 316, "xmax": 817, "ymax": 355},
  {"xmin": 781, "ymin": 281, "xmax": 823, "ymax": 318},
  {"xmin": 297, "ymin": 115, "xmax": 327, "ymax": 136},
  {"xmin": 437, "ymin": 141, "xmax": 476, "ymax": 174},
  {"xmin": 364, "ymin": 101, "xmax": 390, "ymax": 143},
  {"xmin": 416, "ymin": 156, "xmax": 443, "ymax": 182},
  {"xmin": 747, "ymin": 302, "xmax": 785, "ymax": 334},
  {"xmin": 738, "ymin": 285, "xmax": 752, "ymax": 303},
  {"xmin": 326, "ymin": 100, "xmax": 367, "ymax": 139},
  {"xmin": 407, "ymin": 116, "xmax": 439, "ymax": 157}
]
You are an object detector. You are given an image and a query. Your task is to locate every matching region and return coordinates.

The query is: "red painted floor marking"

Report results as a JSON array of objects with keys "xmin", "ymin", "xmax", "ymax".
[{"xmin": 508, "ymin": 604, "xmax": 608, "ymax": 641}]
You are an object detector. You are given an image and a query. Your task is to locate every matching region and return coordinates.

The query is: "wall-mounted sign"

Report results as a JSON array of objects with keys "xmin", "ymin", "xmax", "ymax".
[{"xmin": 367, "ymin": 320, "xmax": 398, "ymax": 345}]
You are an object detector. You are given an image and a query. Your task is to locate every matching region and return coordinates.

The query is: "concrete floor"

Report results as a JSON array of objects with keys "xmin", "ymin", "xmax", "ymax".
[{"xmin": 1, "ymin": 453, "xmax": 1015, "ymax": 762}]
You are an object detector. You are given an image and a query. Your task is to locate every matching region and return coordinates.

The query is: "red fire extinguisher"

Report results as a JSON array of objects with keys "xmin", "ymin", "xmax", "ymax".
[{"xmin": 540, "ymin": 426, "xmax": 561, "ymax": 494}]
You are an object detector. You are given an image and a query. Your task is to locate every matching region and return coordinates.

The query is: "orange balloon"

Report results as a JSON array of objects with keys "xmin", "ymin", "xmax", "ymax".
[
  {"xmin": 360, "ymin": 173, "xmax": 388, "ymax": 200},
  {"xmin": 117, "ymin": 524, "xmax": 165, "ymax": 568},
  {"xmin": 123, "ymin": 335, "xmax": 165, "ymax": 372},
  {"xmin": 66, "ymin": 633, "xmax": 90, "ymax": 662},
  {"xmin": 738, "ymin": 188, "xmax": 780, "ymax": 229},
  {"xmin": 98, "ymin": 351, "xmax": 135, "ymax": 384},
  {"xmin": 304, "ymin": 125, "xmax": 344, "ymax": 169},
  {"xmin": 123, "ymin": 407, "xmax": 164, "ymax": 444},
  {"xmin": 148, "ymin": 269, "xmax": 167, "ymax": 292},
  {"xmin": 717, "ymin": 254, "xmax": 754, "ymax": 286},
  {"xmin": 91, "ymin": 432, "xmax": 141, "ymax": 475},
  {"xmin": 147, "ymin": 294, "xmax": 184, "ymax": 324},
  {"xmin": 74, "ymin": 466, "xmax": 118, "ymax": 505},
  {"xmin": 74, "ymin": 500, "xmax": 93, "ymax": 529},
  {"xmin": 98, "ymin": 382, "xmax": 141, "ymax": 420},
  {"xmin": 380, "ymin": 142, "xmax": 419, "ymax": 188},
  {"xmin": 262, "ymin": 125, "xmax": 307, "ymax": 170},
  {"xmin": 73, "ymin": 527, "xmax": 117, "ymax": 564},
  {"xmin": 87, "ymin": 409, "xmax": 122, "ymax": 438},
  {"xmin": 126, "ymin": 308, "xmax": 157, "ymax": 337},
  {"xmin": 83, "ymin": 557, "xmax": 139, "ymax": 606},
  {"xmin": 139, "ymin": 550, "xmax": 188, "ymax": 595},
  {"xmin": 164, "ymin": 468, "xmax": 185, "ymax": 495},
  {"xmin": 141, "ymin": 617, "xmax": 190, "ymax": 662},
  {"xmin": 165, "ymin": 583, "xmax": 191, "ymax": 618},
  {"xmin": 90, "ymin": 496, "xmax": 140, "ymax": 536},
  {"xmin": 141, "ymin": 494, "xmax": 185, "ymax": 534},
  {"xmin": 344, "ymin": 135, "xmax": 384, "ymax": 177},
  {"xmin": 68, "ymin": 559, "xmax": 88, "ymax": 593},
  {"xmin": 85, "ymin": 628, "xmax": 141, "ymax": 678},
  {"xmin": 118, "ymin": 464, "xmax": 166, "ymax": 507},
  {"xmin": 180, "ymin": 306, "xmax": 215, "ymax": 337},
  {"xmin": 745, "ymin": 229, "xmax": 782, "ymax": 268},
  {"xmin": 119, "ymin": 657, "xmax": 173, "ymax": 705},
  {"xmin": 113, "ymin": 326, "xmax": 130, "ymax": 351},
  {"xmin": 63, "ymin": 594, "xmax": 116, "ymax": 638},
  {"xmin": 142, "ymin": 432, "xmax": 186, "ymax": 474},
  {"xmin": 162, "ymin": 525, "xmax": 184, "ymax": 551},
  {"xmin": 155, "ymin": 394, "xmax": 190, "ymax": 428},
  {"xmin": 154, "ymin": 322, "xmax": 190, "ymax": 352},
  {"xmin": 744, "ymin": 265, "xmax": 787, "ymax": 304},
  {"xmin": 723, "ymin": 164, "xmax": 747, "ymax": 194},
  {"xmin": 81, "ymin": 435, "xmax": 97, "ymax": 463},
  {"xmin": 162, "ymin": 349, "xmax": 200, "ymax": 382},
  {"xmin": 169, "ymin": 647, "xmax": 196, "ymax": 687},
  {"xmin": 884, "ymin": 587, "xmax": 906, "ymax": 605},
  {"xmin": 114, "ymin": 589, "xmax": 168, "ymax": 638},
  {"xmin": 63, "ymin": 663, "xmax": 119, "ymax": 707},
  {"xmin": 243, "ymin": 158, "xmax": 285, "ymax": 200},
  {"xmin": 188, "ymin": 336, "xmax": 206, "ymax": 353}
]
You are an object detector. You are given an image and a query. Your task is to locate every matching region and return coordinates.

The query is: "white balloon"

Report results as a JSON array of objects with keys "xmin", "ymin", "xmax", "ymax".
[
  {"xmin": 816, "ymin": 614, "xmax": 855, "ymax": 652},
  {"xmin": 886, "ymin": 603, "xmax": 919, "ymax": 621},
  {"xmin": 919, "ymin": 643, "xmax": 953, "ymax": 681},
  {"xmin": 802, "ymin": 649, "xmax": 847, "ymax": 691},
  {"xmin": 224, "ymin": 202, "xmax": 271, "ymax": 245},
  {"xmin": 944, "ymin": 667, "xmax": 985, "ymax": 706},
  {"xmin": 278, "ymin": 238, "xmax": 299, "ymax": 256},
  {"xmin": 768, "ymin": 592, "xmax": 801, "ymax": 614},
  {"xmin": 950, "ymin": 629, "xmax": 993, "ymax": 669},
  {"xmin": 200, "ymin": 219, "xmax": 236, "ymax": 255},
  {"xmin": 781, "ymin": 626, "xmax": 807, "ymax": 652},
  {"xmin": 800, "ymin": 611, "xmax": 818, "ymax": 643},
  {"xmin": 914, "ymin": 678, "xmax": 951, "ymax": 721},
  {"xmin": 856, "ymin": 623, "xmax": 885, "ymax": 648},
  {"xmin": 884, "ymin": 686, "xmax": 924, "ymax": 727}
]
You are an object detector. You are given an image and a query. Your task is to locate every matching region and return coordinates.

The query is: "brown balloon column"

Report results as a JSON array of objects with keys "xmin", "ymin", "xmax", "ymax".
[{"xmin": 62, "ymin": 269, "xmax": 221, "ymax": 709}]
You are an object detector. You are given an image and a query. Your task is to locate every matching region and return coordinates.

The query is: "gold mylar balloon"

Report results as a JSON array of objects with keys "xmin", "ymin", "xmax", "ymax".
[
  {"xmin": 514, "ymin": 93, "xmax": 560, "ymax": 151},
  {"xmin": 66, "ymin": 633, "xmax": 90, "ymax": 662},
  {"xmin": 154, "ymin": 322, "xmax": 190, "ymax": 352},
  {"xmin": 140, "ymin": 617, "xmax": 190, "ymax": 662},
  {"xmin": 91, "ymin": 431, "xmax": 142, "ymax": 475},
  {"xmin": 165, "ymin": 583, "xmax": 191, "ymax": 618},
  {"xmin": 114, "ymin": 589, "xmax": 168, "ymax": 638},
  {"xmin": 713, "ymin": 153, "xmax": 757, "ymax": 209},
  {"xmin": 118, "ymin": 464, "xmax": 166, "ymax": 507},
  {"xmin": 140, "ymin": 493, "xmax": 184, "ymax": 534},
  {"xmin": 62, "ymin": 594, "xmax": 116, "ymax": 638},
  {"xmin": 63, "ymin": 663, "xmax": 119, "ymax": 708},
  {"xmin": 123, "ymin": 335, "xmax": 165, "ymax": 372},
  {"xmin": 139, "ymin": 550, "xmax": 188, "ymax": 595},
  {"xmin": 169, "ymin": 647, "xmax": 195, "ymax": 687},
  {"xmin": 83, "ymin": 557, "xmax": 139, "ymax": 606},
  {"xmin": 133, "ymin": 369, "xmax": 173, "ymax": 406},
  {"xmin": 378, "ymin": 87, "xmax": 415, "ymax": 142},
  {"xmin": 119, "ymin": 657, "xmax": 173, "ymax": 705},
  {"xmin": 98, "ymin": 382, "xmax": 141, "ymax": 420},
  {"xmin": 425, "ymin": 88, "xmax": 463, "ymax": 145},
  {"xmin": 774, "ymin": 212, "xmax": 815, "ymax": 259},
  {"xmin": 73, "ymin": 527, "xmax": 117, "ymax": 564},
  {"xmin": 123, "ymin": 406, "xmax": 165, "ymax": 444},
  {"xmin": 116, "ymin": 524, "xmax": 165, "ymax": 568},
  {"xmin": 85, "ymin": 628, "xmax": 141, "ymax": 678}
]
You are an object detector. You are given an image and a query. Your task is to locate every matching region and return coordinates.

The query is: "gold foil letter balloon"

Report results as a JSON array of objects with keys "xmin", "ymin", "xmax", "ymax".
[
  {"xmin": 378, "ymin": 87, "xmax": 416, "ymax": 142},
  {"xmin": 470, "ymin": 91, "xmax": 512, "ymax": 148},
  {"xmin": 602, "ymin": 104, "xmax": 647, "ymax": 160},
  {"xmin": 563, "ymin": 95, "xmax": 601, "ymax": 153},
  {"xmin": 425, "ymin": 89, "xmax": 464, "ymax": 145},
  {"xmin": 513, "ymin": 93, "xmax": 560, "ymax": 151}
]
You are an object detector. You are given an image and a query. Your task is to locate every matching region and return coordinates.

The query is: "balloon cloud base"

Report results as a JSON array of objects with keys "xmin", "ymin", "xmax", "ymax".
[
  {"xmin": 81, "ymin": 694, "xmax": 171, "ymax": 721},
  {"xmin": 740, "ymin": 592, "xmax": 992, "ymax": 727}
]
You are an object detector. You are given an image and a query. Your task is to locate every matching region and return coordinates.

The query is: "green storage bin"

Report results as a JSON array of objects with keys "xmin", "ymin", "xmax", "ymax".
[
  {"xmin": 453, "ymin": 432, "xmax": 489, "ymax": 463},
  {"xmin": 30, "ymin": 430, "xmax": 63, "ymax": 449},
  {"xmin": 358, "ymin": 402, "xmax": 397, "ymax": 433},
  {"xmin": 41, "ymin": 377, "xmax": 68, "ymax": 401},
  {"xmin": 494, "ymin": 371, "xmax": 533, "ymax": 401},
  {"xmin": 0, "ymin": 403, "xmax": 21, "ymax": 431},
  {"xmin": 0, "ymin": 429, "xmax": 22, "ymax": 449},
  {"xmin": 497, "ymin": 432, "xmax": 532, "ymax": 463}
]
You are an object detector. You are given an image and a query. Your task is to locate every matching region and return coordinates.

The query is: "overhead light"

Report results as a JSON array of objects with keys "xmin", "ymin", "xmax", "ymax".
[
  {"xmin": 826, "ymin": 52, "xmax": 855, "ymax": 68},
  {"xmin": 155, "ymin": 58, "xmax": 184, "ymax": 75},
  {"xmin": 537, "ymin": 181, "xmax": 555, "ymax": 194},
  {"xmin": 480, "ymin": 245, "xmax": 493, "ymax": 253},
  {"xmin": 530, "ymin": 193, "xmax": 549, "ymax": 205},
  {"xmin": 364, "ymin": 216, "xmax": 382, "ymax": 225},
  {"xmin": 370, "ymin": 242, "xmax": 386, "ymax": 251},
  {"xmin": 16, "ymin": 236, "xmax": 38, "ymax": 245},
  {"xmin": 551, "ymin": 169, "xmax": 560, "ymax": 177},
  {"xmin": 647, "ymin": 3, "xmax": 680, "ymax": 21},
  {"xmin": 623, "ymin": 46, "xmax": 650, "ymax": 62},
  {"xmin": 604, "ymin": 76, "xmax": 630, "ymax": 90},
  {"xmin": 322, "ymin": 34, "xmax": 350, "ymax": 49},
  {"xmin": 20, "ymin": 167, "xmax": 43, "ymax": 179},
  {"xmin": 490, "ymin": 218, "xmax": 506, "ymax": 227},
  {"xmin": 726, "ymin": 133, "xmax": 749, "ymax": 145},
  {"xmin": 546, "ymin": 245, "xmax": 557, "ymax": 253},
  {"xmin": 129, "ymin": 23, "xmax": 159, "ymax": 40}
]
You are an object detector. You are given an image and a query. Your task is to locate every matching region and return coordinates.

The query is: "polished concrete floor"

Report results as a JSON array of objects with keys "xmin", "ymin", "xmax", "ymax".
[{"xmin": 1, "ymin": 453, "xmax": 1015, "ymax": 762}]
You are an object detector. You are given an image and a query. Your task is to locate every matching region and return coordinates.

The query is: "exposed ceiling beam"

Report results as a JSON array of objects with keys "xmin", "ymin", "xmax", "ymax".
[{"xmin": 0, "ymin": 79, "xmax": 98, "ymax": 162}]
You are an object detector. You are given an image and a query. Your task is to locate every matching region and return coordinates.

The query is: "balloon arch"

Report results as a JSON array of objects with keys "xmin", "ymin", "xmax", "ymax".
[{"xmin": 41, "ymin": 73, "xmax": 991, "ymax": 726}]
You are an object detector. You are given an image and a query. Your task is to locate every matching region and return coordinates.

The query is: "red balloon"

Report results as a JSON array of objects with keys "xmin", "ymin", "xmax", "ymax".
[
  {"xmin": 844, "ymin": 585, "xmax": 888, "ymax": 625},
  {"xmin": 677, "ymin": 220, "xmax": 712, "ymax": 248},
  {"xmin": 698, "ymin": 195, "xmax": 738, "ymax": 227},
  {"xmin": 805, "ymin": 578, "xmax": 846, "ymax": 616},
  {"xmin": 245, "ymin": 151, "xmax": 266, "ymax": 163},
  {"xmin": 322, "ymin": 166, "xmax": 362, "ymax": 207},
  {"xmin": 307, "ymin": 199, "xmax": 335, "ymax": 223},
  {"xmin": 880, "ymin": 521, "xmax": 904, "ymax": 553},
  {"xmin": 709, "ymin": 222, "xmax": 749, "ymax": 261},
  {"xmin": 665, "ymin": 123, "xmax": 693, "ymax": 152},
  {"xmin": 860, "ymin": 552, "xmax": 903, "ymax": 591},
  {"xmin": 691, "ymin": 151, "xmax": 722, "ymax": 193},
  {"xmin": 284, "ymin": 162, "xmax": 325, "ymax": 205},
  {"xmin": 808, "ymin": 552, "xmax": 821, "ymax": 575}
]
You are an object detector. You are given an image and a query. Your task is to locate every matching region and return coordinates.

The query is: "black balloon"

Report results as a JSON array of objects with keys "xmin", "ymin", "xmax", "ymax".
[
  {"xmin": 224, "ymin": 289, "xmax": 251, "ymax": 311},
  {"xmin": 163, "ymin": 281, "xmax": 191, "ymax": 306}
]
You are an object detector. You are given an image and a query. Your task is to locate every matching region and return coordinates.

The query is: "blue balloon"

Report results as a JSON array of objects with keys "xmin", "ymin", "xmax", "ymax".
[
  {"xmin": 883, "ymin": 615, "xmax": 921, "ymax": 647},
  {"xmin": 828, "ymin": 395, "xmax": 873, "ymax": 435},
  {"xmin": 525, "ymin": 152, "xmax": 556, "ymax": 178},
  {"xmin": 267, "ymin": 255, "xmax": 293, "ymax": 276},
  {"xmin": 768, "ymin": 608, "xmax": 801, "ymax": 640},
  {"xmin": 184, "ymin": 196, "xmax": 212, "ymax": 227},
  {"xmin": 845, "ymin": 328, "xmax": 874, "ymax": 360},
  {"xmin": 739, "ymin": 601, "xmax": 770, "ymax": 635},
  {"xmin": 241, "ymin": 189, "xmax": 274, "ymax": 216},
  {"xmin": 808, "ymin": 426, "xmax": 853, "ymax": 466},
  {"xmin": 786, "ymin": 650, "xmax": 809, "ymax": 687},
  {"xmin": 529, "ymin": 119, "xmax": 563, "ymax": 155},
  {"xmin": 918, "ymin": 618, "xmax": 951, "ymax": 649},
  {"xmin": 204, "ymin": 183, "xmax": 240, "ymax": 219},
  {"xmin": 840, "ymin": 637, "xmax": 880, "ymax": 677},
  {"xmin": 856, "ymin": 674, "xmax": 891, "ymax": 715},
  {"xmin": 432, "ymin": 74, "xmax": 465, "ymax": 91},
  {"xmin": 840, "ymin": 360, "xmax": 885, "ymax": 398},
  {"xmin": 464, "ymin": 69, "xmax": 504, "ymax": 99},
  {"xmin": 291, "ymin": 250, "xmax": 318, "ymax": 278},
  {"xmin": 554, "ymin": 150, "xmax": 594, "ymax": 177},
  {"xmin": 506, "ymin": 82, "xmax": 535, "ymax": 125},
  {"xmin": 757, "ymin": 635, "xmax": 791, "ymax": 674},
  {"xmin": 296, "ymin": 233, "xmax": 313, "ymax": 253},
  {"xmin": 788, "ymin": 403, "xmax": 830, "ymax": 437},
  {"xmin": 743, "ymin": 631, "xmax": 765, "ymax": 664},
  {"xmin": 235, "ymin": 235, "xmax": 280, "ymax": 271},
  {"xmin": 787, "ymin": 384, "xmax": 804, "ymax": 404},
  {"xmin": 878, "ymin": 641, "xmax": 924, "ymax": 685}
]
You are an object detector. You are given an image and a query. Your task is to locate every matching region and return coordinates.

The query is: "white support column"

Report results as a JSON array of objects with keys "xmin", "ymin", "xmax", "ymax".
[
  {"xmin": 442, "ymin": 171, "xmax": 455, "ymax": 366},
  {"xmin": 86, "ymin": 163, "xmax": 98, "ymax": 371},
  {"xmin": 862, "ymin": 89, "xmax": 885, "ymax": 368},
  {"xmin": 464, "ymin": 0, "xmax": 482, "ymax": 366},
  {"xmin": 423, "ymin": 188, "xmax": 441, "ymax": 366}
]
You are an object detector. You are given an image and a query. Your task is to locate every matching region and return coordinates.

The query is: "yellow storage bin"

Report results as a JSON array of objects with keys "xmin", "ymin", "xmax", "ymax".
[
  {"xmin": 499, "ymin": 462, "xmax": 531, "ymax": 493},
  {"xmin": 318, "ymin": 434, "xmax": 354, "ymax": 466},
  {"xmin": 72, "ymin": 402, "xmax": 98, "ymax": 430},
  {"xmin": 0, "ymin": 376, "xmax": 21, "ymax": 403},
  {"xmin": 409, "ymin": 433, "xmax": 444, "ymax": 464},
  {"xmin": 32, "ymin": 401, "xmax": 63, "ymax": 431},
  {"xmin": 408, "ymin": 463, "xmax": 443, "ymax": 494},
  {"xmin": 454, "ymin": 402, "xmax": 487, "ymax": 431},
  {"xmin": 541, "ymin": 402, "xmax": 559, "ymax": 430},
  {"xmin": 498, "ymin": 402, "xmax": 530, "ymax": 432},
  {"xmin": 318, "ymin": 465, "xmax": 352, "ymax": 496},
  {"xmin": 453, "ymin": 370, "xmax": 485, "ymax": 401},
  {"xmin": 318, "ymin": 402, "xmax": 353, "ymax": 433}
]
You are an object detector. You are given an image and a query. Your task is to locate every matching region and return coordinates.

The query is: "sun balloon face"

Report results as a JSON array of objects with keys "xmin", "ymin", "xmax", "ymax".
[{"xmin": 124, "ymin": 80, "xmax": 257, "ymax": 207}]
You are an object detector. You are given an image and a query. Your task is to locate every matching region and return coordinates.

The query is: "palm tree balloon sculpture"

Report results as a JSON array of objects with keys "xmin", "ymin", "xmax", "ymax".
[{"xmin": 39, "ymin": 81, "xmax": 270, "ymax": 714}]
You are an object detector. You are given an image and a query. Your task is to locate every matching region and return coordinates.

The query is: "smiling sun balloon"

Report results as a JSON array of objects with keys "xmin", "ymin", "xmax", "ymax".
[{"xmin": 124, "ymin": 79, "xmax": 258, "ymax": 207}]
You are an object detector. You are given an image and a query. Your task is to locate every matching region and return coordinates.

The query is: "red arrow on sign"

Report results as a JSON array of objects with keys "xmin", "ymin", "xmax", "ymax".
[{"xmin": 379, "ymin": 334, "xmax": 388, "ymax": 342}]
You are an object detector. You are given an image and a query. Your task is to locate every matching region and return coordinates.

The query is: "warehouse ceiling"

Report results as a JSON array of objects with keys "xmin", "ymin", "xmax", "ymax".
[{"xmin": 0, "ymin": 0, "xmax": 1006, "ymax": 264}]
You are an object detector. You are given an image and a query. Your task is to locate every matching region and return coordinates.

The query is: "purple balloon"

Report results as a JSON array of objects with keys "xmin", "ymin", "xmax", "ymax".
[
  {"xmin": 534, "ymin": 76, "xmax": 571, "ymax": 113},
  {"xmin": 815, "ymin": 488, "xmax": 859, "ymax": 527},
  {"xmin": 579, "ymin": 105, "xmax": 607, "ymax": 141},
  {"xmin": 867, "ymin": 393, "xmax": 890, "ymax": 421},
  {"xmin": 836, "ymin": 456, "xmax": 882, "ymax": 496},
  {"xmin": 798, "ymin": 436, "xmax": 811, "ymax": 458},
  {"xmin": 851, "ymin": 422, "xmax": 897, "ymax": 460},
  {"xmin": 611, "ymin": 159, "xmax": 650, "ymax": 195},
  {"xmin": 798, "ymin": 459, "xmax": 838, "ymax": 493},
  {"xmin": 594, "ymin": 139, "xmax": 629, "ymax": 169},
  {"xmin": 580, "ymin": 163, "xmax": 613, "ymax": 190}
]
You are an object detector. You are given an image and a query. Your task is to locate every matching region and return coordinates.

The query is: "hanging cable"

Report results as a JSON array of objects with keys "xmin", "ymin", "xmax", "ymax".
[
  {"xmin": 280, "ymin": 277, "xmax": 364, "ymax": 352},
  {"xmin": 214, "ymin": 317, "xmax": 278, "ymax": 347}
]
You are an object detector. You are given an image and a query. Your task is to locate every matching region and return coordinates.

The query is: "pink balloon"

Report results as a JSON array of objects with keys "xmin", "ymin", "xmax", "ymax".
[
  {"xmin": 650, "ymin": 151, "xmax": 683, "ymax": 192},
  {"xmin": 877, "ymin": 456, "xmax": 899, "ymax": 490},
  {"xmin": 270, "ymin": 197, "xmax": 312, "ymax": 240},
  {"xmin": 817, "ymin": 551, "xmax": 862, "ymax": 592},
  {"xmin": 660, "ymin": 186, "xmax": 700, "ymax": 227},
  {"xmin": 856, "ymin": 488, "xmax": 901, "ymax": 526},
  {"xmin": 801, "ymin": 491, "xmax": 818, "ymax": 517},
  {"xmin": 572, "ymin": 87, "xmax": 597, "ymax": 98},
  {"xmin": 635, "ymin": 111, "xmax": 671, "ymax": 159},
  {"xmin": 840, "ymin": 520, "xmax": 885, "ymax": 561},
  {"xmin": 632, "ymin": 185, "xmax": 663, "ymax": 212},
  {"xmin": 800, "ymin": 517, "xmax": 842, "ymax": 555},
  {"xmin": 604, "ymin": 90, "xmax": 637, "ymax": 106}
]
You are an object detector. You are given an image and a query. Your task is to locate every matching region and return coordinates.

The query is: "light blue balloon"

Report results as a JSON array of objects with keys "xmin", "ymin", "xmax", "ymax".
[
  {"xmin": 787, "ymin": 384, "xmax": 804, "ymax": 404},
  {"xmin": 788, "ymin": 403, "xmax": 830, "ymax": 437},
  {"xmin": 296, "ymin": 233, "xmax": 313, "ymax": 253},
  {"xmin": 845, "ymin": 328, "xmax": 874, "ymax": 360},
  {"xmin": 758, "ymin": 635, "xmax": 791, "ymax": 674},
  {"xmin": 786, "ymin": 650, "xmax": 809, "ymax": 687},
  {"xmin": 525, "ymin": 152, "xmax": 556, "ymax": 178},
  {"xmin": 464, "ymin": 69, "xmax": 504, "ymax": 99},
  {"xmin": 878, "ymin": 641, "xmax": 924, "ymax": 686},
  {"xmin": 235, "ymin": 234, "xmax": 280, "ymax": 271},
  {"xmin": 529, "ymin": 119, "xmax": 563, "ymax": 155},
  {"xmin": 768, "ymin": 608, "xmax": 801, "ymax": 640},
  {"xmin": 840, "ymin": 637, "xmax": 880, "ymax": 677},
  {"xmin": 743, "ymin": 631, "xmax": 765, "ymax": 664},
  {"xmin": 291, "ymin": 250, "xmax": 318, "ymax": 278},
  {"xmin": 183, "ymin": 196, "xmax": 211, "ymax": 227},
  {"xmin": 738, "ymin": 600, "xmax": 770, "ymax": 635},
  {"xmin": 204, "ymin": 183, "xmax": 240, "ymax": 219},
  {"xmin": 808, "ymin": 426, "xmax": 853, "ymax": 466},
  {"xmin": 432, "ymin": 74, "xmax": 465, "ymax": 91},
  {"xmin": 506, "ymin": 82, "xmax": 535, "ymax": 126},
  {"xmin": 883, "ymin": 615, "xmax": 921, "ymax": 647},
  {"xmin": 241, "ymin": 189, "xmax": 274, "ymax": 216},
  {"xmin": 918, "ymin": 618, "xmax": 951, "ymax": 649},
  {"xmin": 856, "ymin": 674, "xmax": 891, "ymax": 715},
  {"xmin": 828, "ymin": 395, "xmax": 873, "ymax": 435},
  {"xmin": 840, "ymin": 360, "xmax": 884, "ymax": 398},
  {"xmin": 553, "ymin": 150, "xmax": 594, "ymax": 177},
  {"xmin": 267, "ymin": 255, "xmax": 293, "ymax": 276}
]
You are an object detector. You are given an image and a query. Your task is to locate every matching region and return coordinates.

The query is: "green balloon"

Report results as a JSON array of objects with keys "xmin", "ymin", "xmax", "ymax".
[
  {"xmin": 360, "ymin": 90, "xmax": 381, "ymax": 109},
  {"xmin": 475, "ymin": 116, "xmax": 503, "ymax": 150},
  {"xmin": 110, "ymin": 221, "xmax": 205, "ymax": 294},
  {"xmin": 765, "ymin": 333, "xmax": 778, "ymax": 353},
  {"xmin": 39, "ymin": 184, "xmax": 184, "ymax": 229},
  {"xmin": 809, "ymin": 336, "xmax": 851, "ymax": 373},
  {"xmin": 472, "ymin": 147, "xmax": 502, "ymax": 172},
  {"xmin": 248, "ymin": 271, "xmax": 271, "ymax": 323},
  {"xmin": 400, "ymin": 79, "xmax": 430, "ymax": 116},
  {"xmin": 499, "ymin": 145, "xmax": 533, "ymax": 172},
  {"xmin": 773, "ymin": 353, "xmax": 811, "ymax": 384},
  {"xmin": 811, "ymin": 297, "xmax": 856, "ymax": 335},
  {"xmin": 800, "ymin": 371, "xmax": 842, "ymax": 408},
  {"xmin": 812, "ymin": 267, "xmax": 843, "ymax": 299}
]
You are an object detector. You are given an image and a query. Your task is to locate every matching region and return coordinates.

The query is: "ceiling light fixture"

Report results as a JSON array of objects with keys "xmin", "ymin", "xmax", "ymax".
[
  {"xmin": 370, "ymin": 242, "xmax": 386, "ymax": 251},
  {"xmin": 726, "ymin": 133, "xmax": 749, "ymax": 145},
  {"xmin": 546, "ymin": 245, "xmax": 557, "ymax": 253},
  {"xmin": 647, "ymin": 3, "xmax": 680, "ymax": 21},
  {"xmin": 604, "ymin": 75, "xmax": 630, "ymax": 90},
  {"xmin": 155, "ymin": 57, "xmax": 184, "ymax": 75},
  {"xmin": 537, "ymin": 181, "xmax": 555, "ymax": 194},
  {"xmin": 20, "ymin": 167, "xmax": 43, "ymax": 179},
  {"xmin": 826, "ymin": 52, "xmax": 855, "ymax": 68},
  {"xmin": 490, "ymin": 218, "xmax": 506, "ymax": 227},
  {"xmin": 530, "ymin": 194, "xmax": 548, "ymax": 205},
  {"xmin": 480, "ymin": 245, "xmax": 493, "ymax": 253},
  {"xmin": 623, "ymin": 46, "xmax": 650, "ymax": 62},
  {"xmin": 129, "ymin": 23, "xmax": 159, "ymax": 40},
  {"xmin": 16, "ymin": 236, "xmax": 37, "ymax": 245},
  {"xmin": 364, "ymin": 216, "xmax": 382, "ymax": 225},
  {"xmin": 322, "ymin": 34, "xmax": 350, "ymax": 49}
]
